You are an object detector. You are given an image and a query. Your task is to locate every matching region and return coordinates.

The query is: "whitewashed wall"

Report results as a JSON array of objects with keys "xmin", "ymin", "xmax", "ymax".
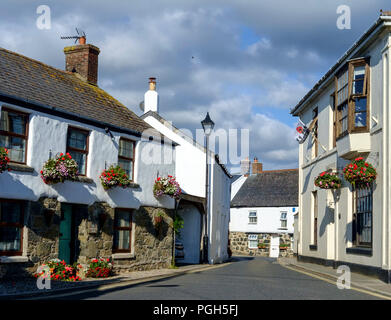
[
  {"xmin": 0, "ymin": 102, "xmax": 176, "ymax": 210},
  {"xmin": 230, "ymin": 206, "xmax": 296, "ymax": 234}
]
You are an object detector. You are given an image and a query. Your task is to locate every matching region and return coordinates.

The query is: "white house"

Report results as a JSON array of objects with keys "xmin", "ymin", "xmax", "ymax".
[
  {"xmin": 141, "ymin": 79, "xmax": 232, "ymax": 264},
  {"xmin": 229, "ymin": 158, "xmax": 298, "ymax": 256},
  {"xmin": 0, "ymin": 40, "xmax": 177, "ymax": 278},
  {"xmin": 291, "ymin": 11, "xmax": 391, "ymax": 282}
]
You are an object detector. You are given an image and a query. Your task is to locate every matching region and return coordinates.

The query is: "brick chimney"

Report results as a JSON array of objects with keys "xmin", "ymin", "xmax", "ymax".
[
  {"xmin": 252, "ymin": 157, "xmax": 263, "ymax": 175},
  {"xmin": 240, "ymin": 157, "xmax": 251, "ymax": 177},
  {"xmin": 64, "ymin": 37, "xmax": 100, "ymax": 85}
]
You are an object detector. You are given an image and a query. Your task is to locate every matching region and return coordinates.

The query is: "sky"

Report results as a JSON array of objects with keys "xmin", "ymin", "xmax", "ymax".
[{"xmin": 0, "ymin": 0, "xmax": 389, "ymax": 173}]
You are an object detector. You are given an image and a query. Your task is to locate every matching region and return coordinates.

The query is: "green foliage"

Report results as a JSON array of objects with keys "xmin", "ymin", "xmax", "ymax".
[{"xmin": 173, "ymin": 214, "xmax": 184, "ymax": 236}]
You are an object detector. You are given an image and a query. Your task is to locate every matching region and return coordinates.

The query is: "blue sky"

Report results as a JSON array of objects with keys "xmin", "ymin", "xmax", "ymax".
[{"xmin": 0, "ymin": 0, "xmax": 389, "ymax": 172}]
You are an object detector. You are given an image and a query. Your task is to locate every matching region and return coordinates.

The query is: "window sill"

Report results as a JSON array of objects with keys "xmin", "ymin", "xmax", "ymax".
[
  {"xmin": 8, "ymin": 163, "xmax": 34, "ymax": 173},
  {"xmin": 309, "ymin": 245, "xmax": 318, "ymax": 251},
  {"xmin": 346, "ymin": 247, "xmax": 372, "ymax": 256},
  {"xmin": 112, "ymin": 253, "xmax": 135, "ymax": 260},
  {"xmin": 0, "ymin": 256, "xmax": 29, "ymax": 264},
  {"xmin": 128, "ymin": 182, "xmax": 140, "ymax": 189}
]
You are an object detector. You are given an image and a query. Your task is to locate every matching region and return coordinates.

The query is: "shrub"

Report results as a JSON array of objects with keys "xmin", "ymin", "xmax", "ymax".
[
  {"xmin": 40, "ymin": 153, "xmax": 78, "ymax": 184},
  {"xmin": 314, "ymin": 171, "xmax": 342, "ymax": 189},
  {"xmin": 153, "ymin": 175, "xmax": 181, "ymax": 199},
  {"xmin": 34, "ymin": 259, "xmax": 82, "ymax": 282},
  {"xmin": 100, "ymin": 165, "xmax": 132, "ymax": 190},
  {"xmin": 343, "ymin": 157, "xmax": 377, "ymax": 187},
  {"xmin": 86, "ymin": 258, "xmax": 113, "ymax": 278},
  {"xmin": 0, "ymin": 147, "xmax": 10, "ymax": 174}
]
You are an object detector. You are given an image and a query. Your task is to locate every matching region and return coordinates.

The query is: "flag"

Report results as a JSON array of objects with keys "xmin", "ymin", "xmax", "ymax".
[{"xmin": 295, "ymin": 119, "xmax": 310, "ymax": 144}]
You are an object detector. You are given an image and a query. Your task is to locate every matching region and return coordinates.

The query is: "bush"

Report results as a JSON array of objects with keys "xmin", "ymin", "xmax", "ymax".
[
  {"xmin": 86, "ymin": 258, "xmax": 113, "ymax": 278},
  {"xmin": 100, "ymin": 165, "xmax": 132, "ymax": 190},
  {"xmin": 40, "ymin": 153, "xmax": 78, "ymax": 184},
  {"xmin": 314, "ymin": 171, "xmax": 342, "ymax": 189},
  {"xmin": 34, "ymin": 259, "xmax": 82, "ymax": 282},
  {"xmin": 0, "ymin": 147, "xmax": 10, "ymax": 174}
]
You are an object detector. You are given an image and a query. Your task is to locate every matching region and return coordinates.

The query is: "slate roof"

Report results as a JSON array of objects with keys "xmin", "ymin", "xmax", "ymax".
[
  {"xmin": 231, "ymin": 169, "xmax": 298, "ymax": 208},
  {"xmin": 0, "ymin": 47, "xmax": 152, "ymax": 135}
]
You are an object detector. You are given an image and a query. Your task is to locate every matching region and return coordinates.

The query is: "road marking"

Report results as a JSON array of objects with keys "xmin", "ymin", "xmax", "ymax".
[{"xmin": 282, "ymin": 264, "xmax": 391, "ymax": 300}]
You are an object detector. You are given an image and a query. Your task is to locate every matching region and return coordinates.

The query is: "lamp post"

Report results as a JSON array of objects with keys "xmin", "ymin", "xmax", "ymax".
[{"xmin": 201, "ymin": 112, "xmax": 214, "ymax": 264}]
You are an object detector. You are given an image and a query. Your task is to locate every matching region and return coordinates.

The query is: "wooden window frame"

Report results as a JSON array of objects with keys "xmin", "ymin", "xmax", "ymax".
[
  {"xmin": 334, "ymin": 58, "xmax": 370, "ymax": 143},
  {"xmin": 312, "ymin": 191, "xmax": 318, "ymax": 246},
  {"xmin": 0, "ymin": 107, "xmax": 29, "ymax": 165},
  {"xmin": 118, "ymin": 137, "xmax": 136, "ymax": 182},
  {"xmin": 352, "ymin": 184, "xmax": 373, "ymax": 248},
  {"xmin": 112, "ymin": 208, "xmax": 133, "ymax": 254},
  {"xmin": 0, "ymin": 199, "xmax": 24, "ymax": 256},
  {"xmin": 66, "ymin": 126, "xmax": 90, "ymax": 176},
  {"xmin": 312, "ymin": 107, "xmax": 318, "ymax": 158}
]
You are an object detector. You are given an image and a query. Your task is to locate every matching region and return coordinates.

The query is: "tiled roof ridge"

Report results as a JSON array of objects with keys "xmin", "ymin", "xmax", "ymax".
[{"xmin": 257, "ymin": 168, "xmax": 298, "ymax": 174}]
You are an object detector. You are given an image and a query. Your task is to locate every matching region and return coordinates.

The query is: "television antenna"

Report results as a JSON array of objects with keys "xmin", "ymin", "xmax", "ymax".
[{"xmin": 60, "ymin": 28, "xmax": 86, "ymax": 44}]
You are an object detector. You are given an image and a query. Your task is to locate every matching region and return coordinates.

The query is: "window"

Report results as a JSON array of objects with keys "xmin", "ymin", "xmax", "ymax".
[
  {"xmin": 312, "ymin": 191, "xmax": 318, "ymax": 245},
  {"xmin": 113, "ymin": 209, "xmax": 132, "ymax": 253},
  {"xmin": 353, "ymin": 185, "xmax": 372, "ymax": 247},
  {"xmin": 312, "ymin": 107, "xmax": 318, "ymax": 158},
  {"xmin": 118, "ymin": 138, "xmax": 135, "ymax": 180},
  {"xmin": 66, "ymin": 127, "xmax": 89, "ymax": 175},
  {"xmin": 0, "ymin": 200, "xmax": 24, "ymax": 256},
  {"xmin": 248, "ymin": 234, "xmax": 258, "ymax": 249},
  {"xmin": 331, "ymin": 93, "xmax": 336, "ymax": 148},
  {"xmin": 0, "ymin": 108, "xmax": 28, "ymax": 164},
  {"xmin": 248, "ymin": 211, "xmax": 257, "ymax": 224},
  {"xmin": 280, "ymin": 211, "xmax": 287, "ymax": 229},
  {"xmin": 335, "ymin": 58, "xmax": 370, "ymax": 140}
]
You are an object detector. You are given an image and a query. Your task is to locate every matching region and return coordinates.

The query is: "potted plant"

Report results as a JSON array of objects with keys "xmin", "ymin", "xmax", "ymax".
[
  {"xmin": 154, "ymin": 211, "xmax": 164, "ymax": 226},
  {"xmin": 0, "ymin": 147, "xmax": 10, "ymax": 174},
  {"xmin": 153, "ymin": 175, "xmax": 182, "ymax": 199},
  {"xmin": 100, "ymin": 165, "xmax": 132, "ymax": 190},
  {"xmin": 86, "ymin": 258, "xmax": 113, "ymax": 278},
  {"xmin": 40, "ymin": 153, "xmax": 78, "ymax": 185},
  {"xmin": 343, "ymin": 157, "xmax": 377, "ymax": 187},
  {"xmin": 34, "ymin": 259, "xmax": 83, "ymax": 282},
  {"xmin": 314, "ymin": 171, "xmax": 342, "ymax": 189}
]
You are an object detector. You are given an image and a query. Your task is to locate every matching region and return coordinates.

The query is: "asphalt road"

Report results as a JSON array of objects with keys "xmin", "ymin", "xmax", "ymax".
[{"xmin": 56, "ymin": 257, "xmax": 380, "ymax": 300}]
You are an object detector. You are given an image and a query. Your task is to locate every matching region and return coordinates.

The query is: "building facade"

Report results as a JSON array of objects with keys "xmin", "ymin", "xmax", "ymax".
[
  {"xmin": 0, "ymin": 41, "xmax": 177, "ymax": 278},
  {"xmin": 291, "ymin": 13, "xmax": 391, "ymax": 282}
]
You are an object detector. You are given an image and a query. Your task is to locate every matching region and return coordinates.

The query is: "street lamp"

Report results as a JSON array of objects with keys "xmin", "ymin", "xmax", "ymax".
[{"xmin": 201, "ymin": 112, "xmax": 214, "ymax": 264}]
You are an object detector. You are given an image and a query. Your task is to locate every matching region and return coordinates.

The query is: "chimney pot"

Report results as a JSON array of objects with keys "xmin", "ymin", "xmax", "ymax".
[
  {"xmin": 252, "ymin": 158, "xmax": 263, "ymax": 175},
  {"xmin": 144, "ymin": 77, "xmax": 159, "ymax": 113}
]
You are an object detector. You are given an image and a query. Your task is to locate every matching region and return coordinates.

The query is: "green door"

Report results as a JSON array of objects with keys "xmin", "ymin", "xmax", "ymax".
[{"xmin": 59, "ymin": 204, "xmax": 72, "ymax": 264}]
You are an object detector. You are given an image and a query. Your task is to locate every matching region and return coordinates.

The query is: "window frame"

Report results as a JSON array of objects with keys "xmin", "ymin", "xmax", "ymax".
[
  {"xmin": 352, "ymin": 184, "xmax": 373, "ymax": 248},
  {"xmin": 118, "ymin": 137, "xmax": 136, "ymax": 181},
  {"xmin": 66, "ymin": 126, "xmax": 90, "ymax": 176},
  {"xmin": 334, "ymin": 58, "xmax": 370, "ymax": 142},
  {"xmin": 112, "ymin": 208, "xmax": 133, "ymax": 254},
  {"xmin": 312, "ymin": 191, "xmax": 318, "ymax": 246},
  {"xmin": 280, "ymin": 211, "xmax": 288, "ymax": 229},
  {"xmin": 312, "ymin": 107, "xmax": 318, "ymax": 158},
  {"xmin": 248, "ymin": 234, "xmax": 258, "ymax": 249},
  {"xmin": 248, "ymin": 211, "xmax": 257, "ymax": 225},
  {"xmin": 0, "ymin": 199, "xmax": 24, "ymax": 256},
  {"xmin": 0, "ymin": 107, "xmax": 29, "ymax": 165}
]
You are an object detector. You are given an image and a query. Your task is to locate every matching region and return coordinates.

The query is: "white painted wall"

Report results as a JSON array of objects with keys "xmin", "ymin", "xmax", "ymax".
[
  {"xmin": 0, "ymin": 102, "xmax": 176, "ymax": 210},
  {"xmin": 229, "ymin": 206, "xmax": 296, "ymax": 234}
]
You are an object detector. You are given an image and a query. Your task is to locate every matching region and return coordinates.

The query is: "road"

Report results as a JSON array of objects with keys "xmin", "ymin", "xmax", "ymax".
[{"xmin": 54, "ymin": 256, "xmax": 380, "ymax": 300}]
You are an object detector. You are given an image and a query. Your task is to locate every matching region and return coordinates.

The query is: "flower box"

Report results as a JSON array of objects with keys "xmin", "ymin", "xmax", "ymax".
[
  {"xmin": 86, "ymin": 258, "xmax": 113, "ymax": 278},
  {"xmin": 343, "ymin": 157, "xmax": 377, "ymax": 187},
  {"xmin": 314, "ymin": 171, "xmax": 342, "ymax": 189},
  {"xmin": 40, "ymin": 153, "xmax": 78, "ymax": 185},
  {"xmin": 153, "ymin": 175, "xmax": 181, "ymax": 199},
  {"xmin": 100, "ymin": 165, "xmax": 132, "ymax": 190}
]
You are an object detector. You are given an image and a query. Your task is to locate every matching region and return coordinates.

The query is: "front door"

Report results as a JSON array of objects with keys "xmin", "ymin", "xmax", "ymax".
[
  {"xmin": 269, "ymin": 235, "xmax": 280, "ymax": 258},
  {"xmin": 59, "ymin": 204, "xmax": 73, "ymax": 264}
]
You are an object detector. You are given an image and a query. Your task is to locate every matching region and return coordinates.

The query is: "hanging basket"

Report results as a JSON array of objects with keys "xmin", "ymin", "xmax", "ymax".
[
  {"xmin": 0, "ymin": 147, "xmax": 10, "ymax": 174},
  {"xmin": 343, "ymin": 157, "xmax": 377, "ymax": 187},
  {"xmin": 314, "ymin": 171, "xmax": 342, "ymax": 189}
]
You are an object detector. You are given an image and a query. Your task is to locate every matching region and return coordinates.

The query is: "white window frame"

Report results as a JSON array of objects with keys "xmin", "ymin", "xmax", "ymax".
[
  {"xmin": 280, "ymin": 211, "xmax": 288, "ymax": 229},
  {"xmin": 248, "ymin": 211, "xmax": 257, "ymax": 224},
  {"xmin": 248, "ymin": 234, "xmax": 258, "ymax": 249}
]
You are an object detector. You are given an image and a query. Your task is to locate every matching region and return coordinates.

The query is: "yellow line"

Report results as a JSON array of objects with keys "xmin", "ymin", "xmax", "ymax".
[{"xmin": 282, "ymin": 264, "xmax": 391, "ymax": 300}]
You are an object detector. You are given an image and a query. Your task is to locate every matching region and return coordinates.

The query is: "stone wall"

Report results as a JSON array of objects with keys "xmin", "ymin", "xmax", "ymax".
[
  {"xmin": 229, "ymin": 232, "xmax": 294, "ymax": 257},
  {"xmin": 0, "ymin": 198, "xmax": 174, "ymax": 279}
]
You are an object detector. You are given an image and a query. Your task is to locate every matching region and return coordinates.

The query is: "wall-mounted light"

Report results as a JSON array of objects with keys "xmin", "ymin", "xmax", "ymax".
[{"xmin": 105, "ymin": 127, "xmax": 115, "ymax": 141}]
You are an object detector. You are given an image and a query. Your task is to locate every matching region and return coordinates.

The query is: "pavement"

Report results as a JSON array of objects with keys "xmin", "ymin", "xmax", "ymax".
[
  {"xmin": 0, "ymin": 263, "xmax": 226, "ymax": 300},
  {"xmin": 278, "ymin": 256, "xmax": 391, "ymax": 299}
]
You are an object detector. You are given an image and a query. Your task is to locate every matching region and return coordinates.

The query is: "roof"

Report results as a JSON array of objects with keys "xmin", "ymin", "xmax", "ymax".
[
  {"xmin": 231, "ymin": 169, "xmax": 298, "ymax": 208},
  {"xmin": 230, "ymin": 174, "xmax": 242, "ymax": 184},
  {"xmin": 141, "ymin": 110, "xmax": 232, "ymax": 178},
  {"xmin": 0, "ymin": 47, "xmax": 152, "ymax": 135},
  {"xmin": 291, "ymin": 15, "xmax": 391, "ymax": 116}
]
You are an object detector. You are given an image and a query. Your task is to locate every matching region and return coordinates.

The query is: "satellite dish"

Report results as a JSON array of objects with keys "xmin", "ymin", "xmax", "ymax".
[{"xmin": 139, "ymin": 101, "xmax": 144, "ymax": 111}]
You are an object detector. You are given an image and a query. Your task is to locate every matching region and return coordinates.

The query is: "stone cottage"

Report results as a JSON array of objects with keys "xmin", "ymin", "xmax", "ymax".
[{"xmin": 0, "ymin": 37, "xmax": 177, "ymax": 278}]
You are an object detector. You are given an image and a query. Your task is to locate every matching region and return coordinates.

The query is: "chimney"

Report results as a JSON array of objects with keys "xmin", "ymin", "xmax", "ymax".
[
  {"xmin": 252, "ymin": 157, "xmax": 263, "ymax": 175},
  {"xmin": 144, "ymin": 77, "xmax": 159, "ymax": 113},
  {"xmin": 64, "ymin": 36, "xmax": 100, "ymax": 85},
  {"xmin": 240, "ymin": 157, "xmax": 251, "ymax": 177}
]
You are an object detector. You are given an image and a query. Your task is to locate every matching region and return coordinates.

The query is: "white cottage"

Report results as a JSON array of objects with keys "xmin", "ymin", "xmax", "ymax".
[
  {"xmin": 291, "ymin": 11, "xmax": 391, "ymax": 282},
  {"xmin": 0, "ymin": 40, "xmax": 177, "ymax": 278},
  {"xmin": 229, "ymin": 158, "xmax": 298, "ymax": 257},
  {"xmin": 141, "ymin": 79, "xmax": 232, "ymax": 264}
]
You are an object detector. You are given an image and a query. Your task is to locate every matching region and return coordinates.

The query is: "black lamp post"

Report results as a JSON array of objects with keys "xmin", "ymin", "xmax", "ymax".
[{"xmin": 201, "ymin": 112, "xmax": 214, "ymax": 264}]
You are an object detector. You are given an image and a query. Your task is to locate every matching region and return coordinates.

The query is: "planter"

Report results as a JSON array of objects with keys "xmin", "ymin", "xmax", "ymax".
[
  {"xmin": 343, "ymin": 157, "xmax": 377, "ymax": 187},
  {"xmin": 153, "ymin": 175, "xmax": 181, "ymax": 199},
  {"xmin": 40, "ymin": 153, "xmax": 78, "ymax": 185},
  {"xmin": 100, "ymin": 165, "xmax": 132, "ymax": 190},
  {"xmin": 0, "ymin": 147, "xmax": 10, "ymax": 174},
  {"xmin": 314, "ymin": 171, "xmax": 341, "ymax": 189}
]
